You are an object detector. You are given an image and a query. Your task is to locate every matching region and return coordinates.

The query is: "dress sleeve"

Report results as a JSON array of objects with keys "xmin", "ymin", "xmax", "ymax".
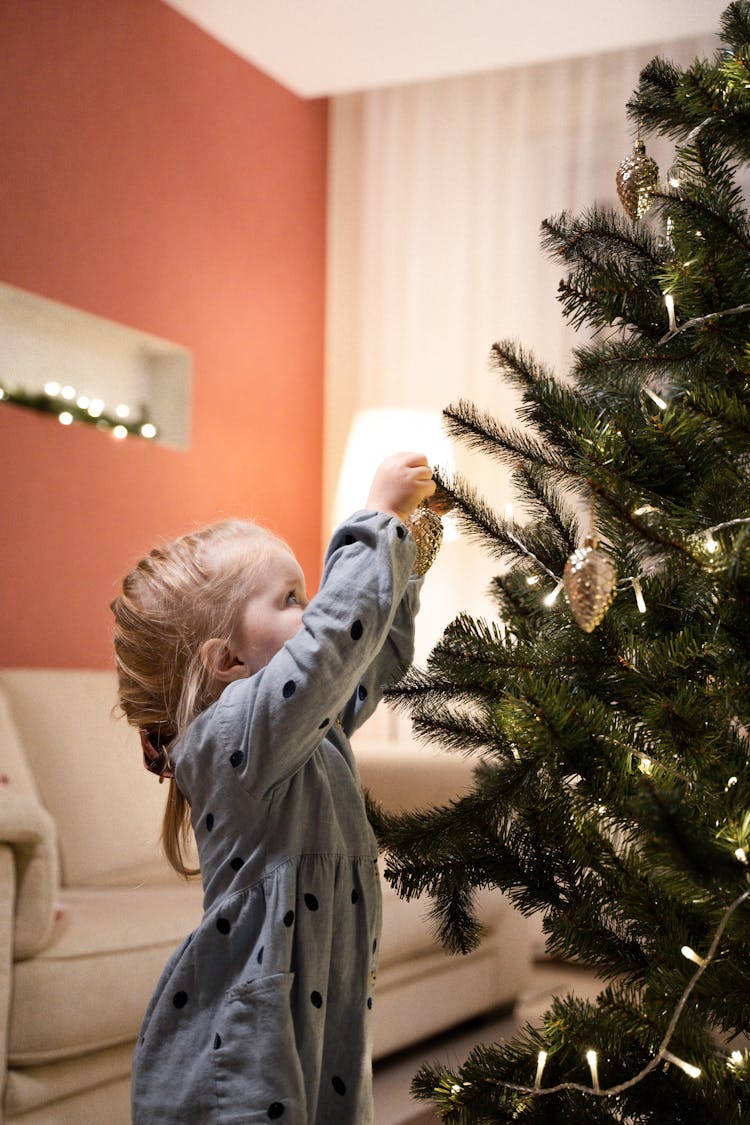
[
  {"xmin": 338, "ymin": 574, "xmax": 423, "ymax": 737},
  {"xmin": 214, "ymin": 510, "xmax": 417, "ymax": 798}
]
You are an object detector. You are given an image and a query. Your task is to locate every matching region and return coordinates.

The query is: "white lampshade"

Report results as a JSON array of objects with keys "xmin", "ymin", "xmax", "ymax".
[{"xmin": 332, "ymin": 408, "xmax": 456, "ymax": 529}]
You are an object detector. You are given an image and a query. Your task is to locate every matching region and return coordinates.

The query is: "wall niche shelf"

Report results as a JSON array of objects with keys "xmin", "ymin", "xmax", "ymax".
[{"xmin": 0, "ymin": 283, "xmax": 192, "ymax": 448}]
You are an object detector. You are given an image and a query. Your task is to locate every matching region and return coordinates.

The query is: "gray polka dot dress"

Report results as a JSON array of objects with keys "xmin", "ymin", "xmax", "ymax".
[{"xmin": 131, "ymin": 511, "xmax": 422, "ymax": 1124}]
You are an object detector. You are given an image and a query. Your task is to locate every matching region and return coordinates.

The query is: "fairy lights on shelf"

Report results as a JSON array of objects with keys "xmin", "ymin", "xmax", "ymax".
[{"xmin": 0, "ymin": 380, "xmax": 158, "ymax": 441}]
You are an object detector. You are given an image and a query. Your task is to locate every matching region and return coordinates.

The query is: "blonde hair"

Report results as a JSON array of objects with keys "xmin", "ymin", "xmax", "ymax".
[{"xmin": 111, "ymin": 519, "xmax": 285, "ymax": 877}]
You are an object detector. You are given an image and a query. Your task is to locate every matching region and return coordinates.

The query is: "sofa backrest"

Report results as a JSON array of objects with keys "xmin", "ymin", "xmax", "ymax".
[{"xmin": 0, "ymin": 669, "xmax": 181, "ymax": 886}]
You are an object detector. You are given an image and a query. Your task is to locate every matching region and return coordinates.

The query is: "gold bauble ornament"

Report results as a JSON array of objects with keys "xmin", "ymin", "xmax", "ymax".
[
  {"xmin": 563, "ymin": 537, "xmax": 617, "ymax": 632},
  {"xmin": 616, "ymin": 138, "xmax": 659, "ymax": 220}
]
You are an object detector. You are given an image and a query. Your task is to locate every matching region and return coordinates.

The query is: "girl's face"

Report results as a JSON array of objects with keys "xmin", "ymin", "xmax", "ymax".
[{"xmin": 231, "ymin": 543, "xmax": 308, "ymax": 675}]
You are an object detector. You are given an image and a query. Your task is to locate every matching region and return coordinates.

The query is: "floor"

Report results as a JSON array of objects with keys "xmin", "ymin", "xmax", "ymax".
[{"xmin": 372, "ymin": 960, "xmax": 602, "ymax": 1125}]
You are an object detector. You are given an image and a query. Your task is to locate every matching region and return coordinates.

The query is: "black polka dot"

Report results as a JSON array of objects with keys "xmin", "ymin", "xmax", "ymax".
[
  {"xmin": 206, "ymin": 813, "xmax": 214, "ymax": 832},
  {"xmin": 283, "ymin": 910, "xmax": 295, "ymax": 927},
  {"xmin": 350, "ymin": 619, "xmax": 363, "ymax": 640},
  {"xmin": 367, "ymin": 997, "xmax": 373, "ymax": 1009},
  {"xmin": 213, "ymin": 1033, "xmax": 222, "ymax": 1049},
  {"xmin": 396, "ymin": 526, "xmax": 405, "ymax": 539},
  {"xmin": 216, "ymin": 917, "xmax": 231, "ymax": 935},
  {"xmin": 319, "ymin": 718, "xmax": 329, "ymax": 729},
  {"xmin": 343, "ymin": 534, "xmax": 356, "ymax": 545},
  {"xmin": 229, "ymin": 750, "xmax": 244, "ymax": 768},
  {"xmin": 311, "ymin": 990, "xmax": 323, "ymax": 1008},
  {"xmin": 173, "ymin": 991, "xmax": 188, "ymax": 1009},
  {"xmin": 257, "ymin": 945, "xmax": 264, "ymax": 964},
  {"xmin": 332, "ymin": 1076, "xmax": 346, "ymax": 1096},
  {"xmin": 358, "ymin": 684, "xmax": 368, "ymax": 701},
  {"xmin": 351, "ymin": 888, "xmax": 360, "ymax": 904},
  {"xmin": 230, "ymin": 856, "xmax": 245, "ymax": 872},
  {"xmin": 282, "ymin": 680, "xmax": 296, "ymax": 699},
  {"xmin": 304, "ymin": 893, "xmax": 319, "ymax": 911},
  {"xmin": 267, "ymin": 1104, "xmax": 285, "ymax": 1120}
]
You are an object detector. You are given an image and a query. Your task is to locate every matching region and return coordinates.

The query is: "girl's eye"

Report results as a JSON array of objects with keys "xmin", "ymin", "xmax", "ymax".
[{"xmin": 286, "ymin": 591, "xmax": 299, "ymax": 605}]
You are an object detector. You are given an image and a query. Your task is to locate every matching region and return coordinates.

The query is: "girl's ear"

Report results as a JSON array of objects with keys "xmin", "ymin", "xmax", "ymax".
[{"xmin": 200, "ymin": 638, "xmax": 247, "ymax": 684}]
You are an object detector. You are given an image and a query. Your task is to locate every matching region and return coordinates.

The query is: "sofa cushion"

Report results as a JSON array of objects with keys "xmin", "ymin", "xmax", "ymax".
[
  {"xmin": 9, "ymin": 881, "xmax": 204, "ymax": 1066},
  {"xmin": 355, "ymin": 736, "xmax": 476, "ymax": 812},
  {"xmin": 0, "ymin": 670, "xmax": 172, "ymax": 885}
]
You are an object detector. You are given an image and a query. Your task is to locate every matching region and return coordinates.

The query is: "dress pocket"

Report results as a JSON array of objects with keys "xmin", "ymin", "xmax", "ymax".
[{"xmin": 213, "ymin": 972, "xmax": 307, "ymax": 1123}]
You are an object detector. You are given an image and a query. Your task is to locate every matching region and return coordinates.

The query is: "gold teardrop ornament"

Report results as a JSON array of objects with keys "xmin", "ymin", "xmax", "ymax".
[{"xmin": 563, "ymin": 537, "xmax": 617, "ymax": 632}]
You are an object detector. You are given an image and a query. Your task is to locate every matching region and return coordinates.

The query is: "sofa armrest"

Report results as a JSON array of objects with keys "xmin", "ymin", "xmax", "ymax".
[
  {"xmin": 0, "ymin": 845, "xmax": 13, "ymax": 1103},
  {"xmin": 0, "ymin": 794, "xmax": 58, "ymax": 960}
]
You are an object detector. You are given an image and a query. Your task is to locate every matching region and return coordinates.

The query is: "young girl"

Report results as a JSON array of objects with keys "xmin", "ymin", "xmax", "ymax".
[{"xmin": 112, "ymin": 452, "xmax": 442, "ymax": 1125}]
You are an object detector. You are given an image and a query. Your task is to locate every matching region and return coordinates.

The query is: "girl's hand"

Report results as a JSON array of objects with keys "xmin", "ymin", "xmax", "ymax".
[{"xmin": 366, "ymin": 453, "xmax": 436, "ymax": 522}]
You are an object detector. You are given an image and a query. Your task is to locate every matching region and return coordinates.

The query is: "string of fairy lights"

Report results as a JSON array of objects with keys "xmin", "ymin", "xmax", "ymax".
[
  {"xmin": 440, "ymin": 886, "xmax": 750, "ymax": 1109},
  {"xmin": 0, "ymin": 379, "xmax": 159, "ymax": 440}
]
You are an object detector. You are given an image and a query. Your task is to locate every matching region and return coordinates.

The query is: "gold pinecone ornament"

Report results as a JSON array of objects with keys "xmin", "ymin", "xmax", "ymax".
[
  {"xmin": 407, "ymin": 502, "xmax": 444, "ymax": 576},
  {"xmin": 616, "ymin": 138, "xmax": 659, "ymax": 220},
  {"xmin": 563, "ymin": 537, "xmax": 618, "ymax": 632}
]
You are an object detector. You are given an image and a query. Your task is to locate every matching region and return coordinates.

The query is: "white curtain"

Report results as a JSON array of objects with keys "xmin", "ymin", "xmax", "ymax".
[{"xmin": 325, "ymin": 33, "xmax": 717, "ymax": 689}]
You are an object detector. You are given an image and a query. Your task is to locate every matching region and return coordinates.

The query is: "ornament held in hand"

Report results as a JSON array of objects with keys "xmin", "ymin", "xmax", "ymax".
[
  {"xmin": 616, "ymin": 139, "xmax": 659, "ymax": 220},
  {"xmin": 407, "ymin": 502, "xmax": 444, "ymax": 576},
  {"xmin": 563, "ymin": 537, "xmax": 617, "ymax": 632}
]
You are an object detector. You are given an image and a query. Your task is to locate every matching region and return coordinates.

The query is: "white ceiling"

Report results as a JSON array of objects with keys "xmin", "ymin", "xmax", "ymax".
[{"xmin": 164, "ymin": 0, "xmax": 727, "ymax": 98}]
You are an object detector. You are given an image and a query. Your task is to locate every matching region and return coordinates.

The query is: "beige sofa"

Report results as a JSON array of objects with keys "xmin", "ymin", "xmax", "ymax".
[{"xmin": 0, "ymin": 668, "xmax": 534, "ymax": 1124}]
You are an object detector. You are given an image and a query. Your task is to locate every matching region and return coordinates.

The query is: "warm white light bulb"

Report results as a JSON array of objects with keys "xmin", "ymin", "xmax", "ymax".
[
  {"xmin": 644, "ymin": 387, "xmax": 668, "ymax": 410},
  {"xmin": 705, "ymin": 534, "xmax": 719, "ymax": 554},
  {"xmin": 664, "ymin": 293, "xmax": 677, "ymax": 331},
  {"xmin": 76, "ymin": 394, "xmax": 90, "ymax": 409},
  {"xmin": 586, "ymin": 1050, "xmax": 600, "ymax": 1092},
  {"xmin": 728, "ymin": 1050, "xmax": 745, "ymax": 1071},
  {"xmin": 140, "ymin": 422, "xmax": 157, "ymax": 439},
  {"xmin": 663, "ymin": 1050, "xmax": 701, "ymax": 1079},
  {"xmin": 535, "ymin": 1050, "xmax": 548, "ymax": 1089},
  {"xmin": 633, "ymin": 579, "xmax": 647, "ymax": 614},
  {"xmin": 58, "ymin": 411, "xmax": 74, "ymax": 426},
  {"xmin": 44, "ymin": 381, "xmax": 61, "ymax": 396},
  {"xmin": 544, "ymin": 580, "xmax": 564, "ymax": 607},
  {"xmin": 115, "ymin": 403, "xmax": 130, "ymax": 419},
  {"xmin": 61, "ymin": 385, "xmax": 76, "ymax": 400},
  {"xmin": 735, "ymin": 847, "xmax": 747, "ymax": 864},
  {"xmin": 87, "ymin": 398, "xmax": 104, "ymax": 417},
  {"xmin": 526, "ymin": 575, "xmax": 540, "ymax": 586},
  {"xmin": 639, "ymin": 757, "xmax": 653, "ymax": 775},
  {"xmin": 681, "ymin": 945, "xmax": 706, "ymax": 967},
  {"xmin": 112, "ymin": 424, "xmax": 128, "ymax": 440}
]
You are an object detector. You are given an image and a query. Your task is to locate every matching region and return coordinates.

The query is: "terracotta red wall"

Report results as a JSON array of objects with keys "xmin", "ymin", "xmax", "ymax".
[{"xmin": 0, "ymin": 1, "xmax": 327, "ymax": 668}]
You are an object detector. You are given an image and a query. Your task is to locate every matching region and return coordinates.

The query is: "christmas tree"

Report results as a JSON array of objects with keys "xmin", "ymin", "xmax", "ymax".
[{"xmin": 371, "ymin": 4, "xmax": 750, "ymax": 1121}]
